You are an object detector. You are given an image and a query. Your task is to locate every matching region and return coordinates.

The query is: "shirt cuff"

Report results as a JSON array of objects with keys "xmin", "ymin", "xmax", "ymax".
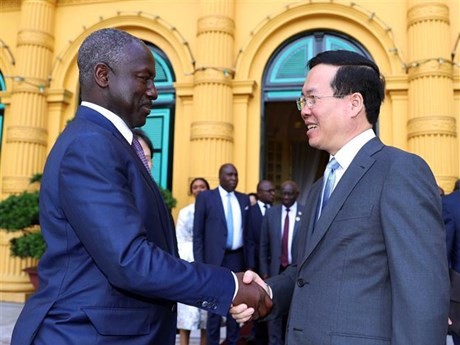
[{"xmin": 231, "ymin": 272, "xmax": 238, "ymax": 300}]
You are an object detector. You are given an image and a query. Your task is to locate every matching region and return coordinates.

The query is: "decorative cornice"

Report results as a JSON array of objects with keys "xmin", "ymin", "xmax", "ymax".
[
  {"xmin": 0, "ymin": 0, "xmax": 21, "ymax": 11},
  {"xmin": 197, "ymin": 15, "xmax": 235, "ymax": 36},
  {"xmin": 407, "ymin": 2, "xmax": 449, "ymax": 27},
  {"xmin": 7, "ymin": 126, "xmax": 48, "ymax": 146},
  {"xmin": 57, "ymin": 0, "xmax": 116, "ymax": 6},
  {"xmin": 407, "ymin": 116, "xmax": 456, "ymax": 138},
  {"xmin": 190, "ymin": 121, "xmax": 233, "ymax": 142}
]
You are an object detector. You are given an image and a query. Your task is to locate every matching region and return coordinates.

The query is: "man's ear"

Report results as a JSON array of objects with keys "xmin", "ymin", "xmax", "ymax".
[
  {"xmin": 94, "ymin": 63, "xmax": 110, "ymax": 87},
  {"xmin": 350, "ymin": 92, "xmax": 364, "ymax": 118}
]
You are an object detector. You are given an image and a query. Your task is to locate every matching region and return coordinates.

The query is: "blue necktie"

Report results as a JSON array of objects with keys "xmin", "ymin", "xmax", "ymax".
[
  {"xmin": 318, "ymin": 158, "xmax": 340, "ymax": 218},
  {"xmin": 226, "ymin": 193, "xmax": 234, "ymax": 249}
]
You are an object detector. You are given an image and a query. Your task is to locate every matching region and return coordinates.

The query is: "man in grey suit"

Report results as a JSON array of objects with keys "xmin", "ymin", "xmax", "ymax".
[
  {"xmin": 231, "ymin": 50, "xmax": 450, "ymax": 345},
  {"xmin": 259, "ymin": 180, "xmax": 303, "ymax": 345}
]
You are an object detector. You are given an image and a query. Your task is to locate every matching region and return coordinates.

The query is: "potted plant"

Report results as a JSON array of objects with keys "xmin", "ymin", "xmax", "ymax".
[{"xmin": 0, "ymin": 174, "xmax": 44, "ymax": 288}]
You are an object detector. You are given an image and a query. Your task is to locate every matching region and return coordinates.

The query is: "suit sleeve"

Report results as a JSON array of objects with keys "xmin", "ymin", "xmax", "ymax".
[
  {"xmin": 381, "ymin": 153, "xmax": 450, "ymax": 345},
  {"xmin": 265, "ymin": 264, "xmax": 297, "ymax": 321},
  {"xmin": 443, "ymin": 197, "xmax": 456, "ymax": 269},
  {"xmin": 59, "ymin": 135, "xmax": 234, "ymax": 315},
  {"xmin": 193, "ymin": 192, "xmax": 206, "ymax": 263},
  {"xmin": 259, "ymin": 214, "xmax": 270, "ymax": 278}
]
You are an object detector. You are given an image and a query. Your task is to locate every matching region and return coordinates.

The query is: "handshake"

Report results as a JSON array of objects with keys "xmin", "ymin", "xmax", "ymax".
[{"xmin": 232, "ymin": 271, "xmax": 273, "ymax": 321}]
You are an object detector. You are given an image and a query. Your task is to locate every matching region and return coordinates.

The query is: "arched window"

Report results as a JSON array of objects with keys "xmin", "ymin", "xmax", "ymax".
[
  {"xmin": 264, "ymin": 31, "xmax": 371, "ymax": 100},
  {"xmin": 141, "ymin": 44, "xmax": 175, "ymax": 189}
]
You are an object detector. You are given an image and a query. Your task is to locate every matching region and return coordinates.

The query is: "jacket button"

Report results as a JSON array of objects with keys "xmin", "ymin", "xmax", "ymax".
[
  {"xmin": 171, "ymin": 304, "xmax": 177, "ymax": 312},
  {"xmin": 297, "ymin": 278, "xmax": 305, "ymax": 287}
]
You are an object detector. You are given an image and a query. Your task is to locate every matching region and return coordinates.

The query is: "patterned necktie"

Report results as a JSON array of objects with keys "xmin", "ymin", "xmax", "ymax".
[
  {"xmin": 226, "ymin": 193, "xmax": 234, "ymax": 249},
  {"xmin": 318, "ymin": 158, "xmax": 340, "ymax": 218},
  {"xmin": 281, "ymin": 208, "xmax": 290, "ymax": 268},
  {"xmin": 132, "ymin": 137, "xmax": 151, "ymax": 173}
]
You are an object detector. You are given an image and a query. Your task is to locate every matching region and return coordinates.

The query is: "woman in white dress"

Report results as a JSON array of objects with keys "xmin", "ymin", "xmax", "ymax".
[{"xmin": 176, "ymin": 177, "xmax": 210, "ymax": 345}]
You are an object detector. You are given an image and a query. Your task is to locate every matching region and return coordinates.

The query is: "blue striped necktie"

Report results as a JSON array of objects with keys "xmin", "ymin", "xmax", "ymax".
[{"xmin": 318, "ymin": 158, "xmax": 340, "ymax": 218}]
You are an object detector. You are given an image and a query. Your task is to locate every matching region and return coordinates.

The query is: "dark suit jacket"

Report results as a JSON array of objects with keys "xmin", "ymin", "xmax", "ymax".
[
  {"xmin": 443, "ymin": 190, "xmax": 460, "ymax": 335},
  {"xmin": 259, "ymin": 203, "xmax": 304, "ymax": 277},
  {"xmin": 193, "ymin": 188, "xmax": 249, "ymax": 266},
  {"xmin": 267, "ymin": 137, "xmax": 450, "ymax": 345},
  {"xmin": 11, "ymin": 106, "xmax": 235, "ymax": 345},
  {"xmin": 245, "ymin": 203, "xmax": 265, "ymax": 271}
]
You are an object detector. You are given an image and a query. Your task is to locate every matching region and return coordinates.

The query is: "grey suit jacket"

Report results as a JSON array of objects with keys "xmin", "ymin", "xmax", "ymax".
[
  {"xmin": 267, "ymin": 138, "xmax": 450, "ymax": 345},
  {"xmin": 259, "ymin": 203, "xmax": 304, "ymax": 277}
]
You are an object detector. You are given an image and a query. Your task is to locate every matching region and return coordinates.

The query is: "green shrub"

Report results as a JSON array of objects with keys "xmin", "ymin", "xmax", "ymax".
[
  {"xmin": 0, "ymin": 191, "xmax": 39, "ymax": 231},
  {"xmin": 159, "ymin": 186, "xmax": 177, "ymax": 209},
  {"xmin": 10, "ymin": 231, "xmax": 46, "ymax": 260},
  {"xmin": 0, "ymin": 173, "xmax": 44, "ymax": 260}
]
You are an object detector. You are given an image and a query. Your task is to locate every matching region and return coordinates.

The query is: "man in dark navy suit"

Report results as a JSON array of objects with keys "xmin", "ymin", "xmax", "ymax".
[
  {"xmin": 245, "ymin": 180, "xmax": 276, "ymax": 273},
  {"xmin": 11, "ymin": 28, "xmax": 271, "ymax": 345},
  {"xmin": 194, "ymin": 163, "xmax": 250, "ymax": 345},
  {"xmin": 443, "ymin": 189, "xmax": 460, "ymax": 344},
  {"xmin": 245, "ymin": 179, "xmax": 275, "ymax": 344}
]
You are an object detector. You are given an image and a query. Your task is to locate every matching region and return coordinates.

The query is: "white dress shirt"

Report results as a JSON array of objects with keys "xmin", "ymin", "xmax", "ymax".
[
  {"xmin": 281, "ymin": 202, "xmax": 297, "ymax": 265},
  {"xmin": 257, "ymin": 200, "xmax": 270, "ymax": 216},
  {"xmin": 219, "ymin": 186, "xmax": 243, "ymax": 250},
  {"xmin": 329, "ymin": 128, "xmax": 376, "ymax": 191}
]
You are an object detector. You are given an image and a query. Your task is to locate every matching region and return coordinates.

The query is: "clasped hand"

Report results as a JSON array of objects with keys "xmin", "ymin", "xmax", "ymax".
[{"xmin": 232, "ymin": 271, "xmax": 272, "ymax": 322}]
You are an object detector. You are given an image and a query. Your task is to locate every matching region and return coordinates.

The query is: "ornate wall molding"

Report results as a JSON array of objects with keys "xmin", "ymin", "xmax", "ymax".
[
  {"xmin": 197, "ymin": 15, "xmax": 235, "ymax": 36},
  {"xmin": 6, "ymin": 126, "xmax": 48, "ymax": 146},
  {"xmin": 190, "ymin": 121, "xmax": 233, "ymax": 142},
  {"xmin": 407, "ymin": 116, "xmax": 456, "ymax": 138},
  {"xmin": 407, "ymin": 2, "xmax": 449, "ymax": 27}
]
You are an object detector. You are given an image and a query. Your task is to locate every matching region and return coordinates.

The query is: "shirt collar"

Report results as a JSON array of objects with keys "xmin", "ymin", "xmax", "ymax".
[
  {"xmin": 284, "ymin": 202, "xmax": 297, "ymax": 212},
  {"xmin": 332, "ymin": 129, "xmax": 376, "ymax": 170},
  {"xmin": 81, "ymin": 101, "xmax": 133, "ymax": 144},
  {"xmin": 218, "ymin": 185, "xmax": 234, "ymax": 197},
  {"xmin": 257, "ymin": 200, "xmax": 268, "ymax": 208}
]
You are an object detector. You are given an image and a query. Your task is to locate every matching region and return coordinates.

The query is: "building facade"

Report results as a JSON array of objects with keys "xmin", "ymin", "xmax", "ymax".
[{"xmin": 0, "ymin": 0, "xmax": 459, "ymax": 300}]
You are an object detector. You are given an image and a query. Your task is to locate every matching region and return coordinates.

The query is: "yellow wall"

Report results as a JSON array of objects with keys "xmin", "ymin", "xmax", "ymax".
[
  {"xmin": 0, "ymin": 0, "xmax": 459, "ymax": 302},
  {"xmin": 0, "ymin": 0, "xmax": 459, "ymax": 207}
]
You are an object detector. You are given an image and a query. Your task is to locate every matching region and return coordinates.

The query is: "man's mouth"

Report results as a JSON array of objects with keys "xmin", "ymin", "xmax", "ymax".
[
  {"xmin": 306, "ymin": 124, "xmax": 318, "ymax": 132},
  {"xmin": 142, "ymin": 104, "xmax": 152, "ymax": 113}
]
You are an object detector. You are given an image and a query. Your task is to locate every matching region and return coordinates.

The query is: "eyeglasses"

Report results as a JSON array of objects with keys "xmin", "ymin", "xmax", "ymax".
[{"xmin": 296, "ymin": 94, "xmax": 346, "ymax": 111}]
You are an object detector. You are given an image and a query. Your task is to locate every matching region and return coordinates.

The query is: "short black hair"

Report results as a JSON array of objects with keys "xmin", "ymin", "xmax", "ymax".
[
  {"xmin": 308, "ymin": 50, "xmax": 385, "ymax": 125},
  {"xmin": 78, "ymin": 28, "xmax": 144, "ymax": 90}
]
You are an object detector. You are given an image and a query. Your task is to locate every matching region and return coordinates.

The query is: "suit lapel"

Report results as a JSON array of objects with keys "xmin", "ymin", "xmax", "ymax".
[
  {"xmin": 300, "ymin": 138, "xmax": 384, "ymax": 266},
  {"xmin": 213, "ymin": 189, "xmax": 227, "ymax": 227},
  {"xmin": 76, "ymin": 106, "xmax": 176, "ymax": 253}
]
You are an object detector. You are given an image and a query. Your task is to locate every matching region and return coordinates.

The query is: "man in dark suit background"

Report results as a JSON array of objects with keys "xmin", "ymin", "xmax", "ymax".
[
  {"xmin": 231, "ymin": 50, "xmax": 449, "ymax": 345},
  {"xmin": 11, "ymin": 28, "xmax": 271, "ymax": 345},
  {"xmin": 259, "ymin": 180, "xmax": 303, "ymax": 345},
  {"xmin": 443, "ymin": 189, "xmax": 460, "ymax": 344},
  {"xmin": 194, "ymin": 163, "xmax": 250, "ymax": 345},
  {"xmin": 245, "ymin": 179, "xmax": 275, "ymax": 345},
  {"xmin": 245, "ymin": 179, "xmax": 276, "ymax": 273}
]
